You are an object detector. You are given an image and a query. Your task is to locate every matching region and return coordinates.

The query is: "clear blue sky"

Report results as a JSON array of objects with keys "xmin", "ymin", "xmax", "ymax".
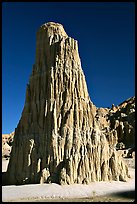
[{"xmin": 2, "ymin": 2, "xmax": 135, "ymax": 134}]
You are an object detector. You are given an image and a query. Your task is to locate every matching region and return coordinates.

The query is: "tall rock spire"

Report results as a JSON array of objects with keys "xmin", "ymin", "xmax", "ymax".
[{"xmin": 7, "ymin": 22, "xmax": 129, "ymax": 185}]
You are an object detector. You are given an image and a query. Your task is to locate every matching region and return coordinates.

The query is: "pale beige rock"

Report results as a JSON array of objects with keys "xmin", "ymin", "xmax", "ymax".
[
  {"xmin": 108, "ymin": 97, "xmax": 135, "ymax": 148},
  {"xmin": 94, "ymin": 96, "xmax": 135, "ymax": 149},
  {"xmin": 7, "ymin": 22, "xmax": 130, "ymax": 185},
  {"xmin": 2, "ymin": 132, "xmax": 14, "ymax": 158}
]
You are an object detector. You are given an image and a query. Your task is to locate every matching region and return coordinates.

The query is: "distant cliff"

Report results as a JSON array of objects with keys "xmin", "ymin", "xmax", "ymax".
[{"xmin": 95, "ymin": 96, "xmax": 135, "ymax": 149}]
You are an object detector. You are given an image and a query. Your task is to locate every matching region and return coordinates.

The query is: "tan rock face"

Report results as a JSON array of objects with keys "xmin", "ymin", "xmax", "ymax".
[
  {"xmin": 94, "ymin": 97, "xmax": 135, "ymax": 149},
  {"xmin": 109, "ymin": 97, "xmax": 135, "ymax": 148},
  {"xmin": 7, "ymin": 22, "xmax": 130, "ymax": 185}
]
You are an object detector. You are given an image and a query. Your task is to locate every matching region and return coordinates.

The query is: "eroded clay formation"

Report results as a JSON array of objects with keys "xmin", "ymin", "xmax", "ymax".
[{"xmin": 7, "ymin": 22, "xmax": 130, "ymax": 185}]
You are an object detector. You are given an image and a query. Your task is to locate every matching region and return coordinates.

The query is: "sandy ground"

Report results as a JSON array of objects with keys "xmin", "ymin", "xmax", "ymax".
[{"xmin": 2, "ymin": 158, "xmax": 135, "ymax": 202}]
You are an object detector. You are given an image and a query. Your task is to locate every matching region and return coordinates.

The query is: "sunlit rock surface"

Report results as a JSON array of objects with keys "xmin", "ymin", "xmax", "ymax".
[{"xmin": 7, "ymin": 22, "xmax": 131, "ymax": 185}]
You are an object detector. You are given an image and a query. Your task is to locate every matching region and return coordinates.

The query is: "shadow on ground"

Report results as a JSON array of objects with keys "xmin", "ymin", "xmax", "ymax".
[
  {"xmin": 109, "ymin": 190, "xmax": 135, "ymax": 199},
  {"xmin": 2, "ymin": 172, "xmax": 9, "ymax": 186}
]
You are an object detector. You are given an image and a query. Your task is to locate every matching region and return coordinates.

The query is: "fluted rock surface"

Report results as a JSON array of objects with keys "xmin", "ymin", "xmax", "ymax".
[
  {"xmin": 7, "ymin": 22, "xmax": 129, "ymax": 185},
  {"xmin": 109, "ymin": 97, "xmax": 135, "ymax": 148},
  {"xmin": 95, "ymin": 97, "xmax": 135, "ymax": 150}
]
